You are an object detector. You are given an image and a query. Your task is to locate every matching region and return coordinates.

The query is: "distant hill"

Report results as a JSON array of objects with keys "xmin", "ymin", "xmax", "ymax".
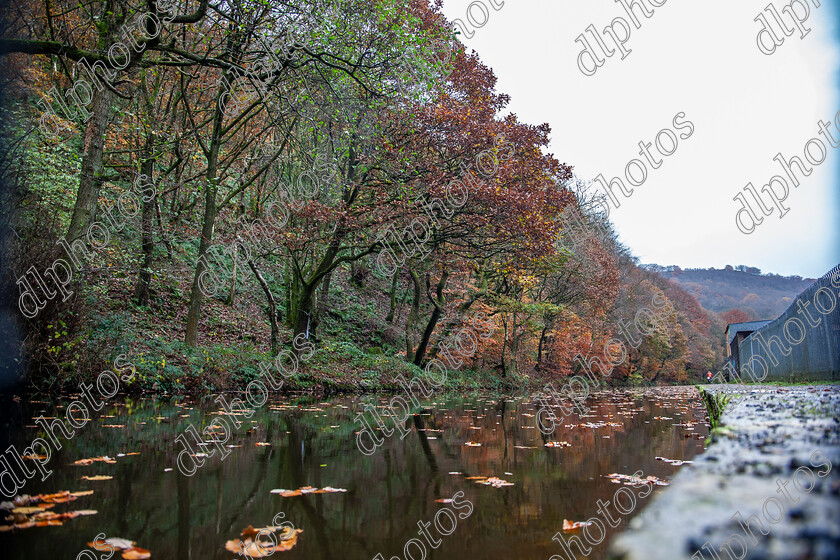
[{"xmin": 642, "ymin": 264, "xmax": 816, "ymax": 321}]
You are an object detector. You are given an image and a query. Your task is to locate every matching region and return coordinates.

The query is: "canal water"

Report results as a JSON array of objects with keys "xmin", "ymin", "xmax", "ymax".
[{"xmin": 0, "ymin": 387, "xmax": 708, "ymax": 559}]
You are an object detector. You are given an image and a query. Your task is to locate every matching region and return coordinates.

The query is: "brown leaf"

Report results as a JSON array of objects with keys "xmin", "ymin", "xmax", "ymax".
[
  {"xmin": 11, "ymin": 507, "xmax": 44, "ymax": 515},
  {"xmin": 477, "ymin": 477, "xmax": 513, "ymax": 488},
  {"xmin": 563, "ymin": 519, "xmax": 592, "ymax": 532},
  {"xmin": 240, "ymin": 525, "xmax": 260, "ymax": 538},
  {"xmin": 270, "ymin": 486, "xmax": 346, "ymax": 497},
  {"xmin": 225, "ymin": 528, "xmax": 303, "ymax": 555},
  {"xmin": 122, "ymin": 547, "xmax": 151, "ymax": 559},
  {"xmin": 81, "ymin": 476, "xmax": 113, "ymax": 481},
  {"xmin": 72, "ymin": 456, "xmax": 117, "ymax": 466}
]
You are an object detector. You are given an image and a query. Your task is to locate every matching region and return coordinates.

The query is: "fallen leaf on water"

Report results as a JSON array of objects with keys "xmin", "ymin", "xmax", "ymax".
[
  {"xmin": 544, "ymin": 441, "xmax": 571, "ymax": 448},
  {"xmin": 605, "ymin": 473, "xmax": 670, "ymax": 486},
  {"xmin": 20, "ymin": 454, "xmax": 48, "ymax": 461},
  {"xmin": 11, "ymin": 507, "xmax": 44, "ymax": 515},
  {"xmin": 1, "ymin": 492, "xmax": 97, "ymax": 532},
  {"xmin": 225, "ymin": 526, "xmax": 303, "ymax": 556},
  {"xmin": 563, "ymin": 519, "xmax": 593, "ymax": 532},
  {"xmin": 255, "ymin": 442, "xmax": 271, "ymax": 447},
  {"xmin": 434, "ymin": 499, "xmax": 454, "ymax": 503},
  {"xmin": 72, "ymin": 456, "xmax": 117, "ymax": 466},
  {"xmin": 102, "ymin": 425, "xmax": 125, "ymax": 428},
  {"xmin": 81, "ymin": 476, "xmax": 113, "ymax": 481},
  {"xmin": 513, "ymin": 445, "xmax": 538, "ymax": 449},
  {"xmin": 464, "ymin": 442, "xmax": 481, "ymax": 447},
  {"xmin": 477, "ymin": 477, "xmax": 514, "ymax": 488},
  {"xmin": 121, "ymin": 547, "xmax": 151, "ymax": 559},
  {"xmin": 89, "ymin": 537, "xmax": 136, "ymax": 550},
  {"xmin": 655, "ymin": 457, "xmax": 693, "ymax": 466},
  {"xmin": 464, "ymin": 476, "xmax": 486, "ymax": 480},
  {"xmin": 270, "ymin": 486, "xmax": 347, "ymax": 497}
]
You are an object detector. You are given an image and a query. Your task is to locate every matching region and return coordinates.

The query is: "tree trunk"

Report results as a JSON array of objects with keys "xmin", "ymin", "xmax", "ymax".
[
  {"xmin": 154, "ymin": 197, "xmax": 173, "ymax": 260},
  {"xmin": 184, "ymin": 183, "xmax": 217, "ymax": 346},
  {"xmin": 405, "ymin": 269, "xmax": 421, "ymax": 363},
  {"xmin": 184, "ymin": 67, "xmax": 230, "ymax": 347},
  {"xmin": 412, "ymin": 269, "xmax": 448, "ymax": 367},
  {"xmin": 385, "ymin": 268, "xmax": 399, "ymax": 323},
  {"xmin": 248, "ymin": 259, "xmax": 279, "ymax": 356},
  {"xmin": 134, "ymin": 134, "xmax": 156, "ymax": 306},
  {"xmin": 500, "ymin": 318, "xmax": 508, "ymax": 378},
  {"xmin": 536, "ymin": 323, "xmax": 549, "ymax": 371},
  {"xmin": 290, "ymin": 284, "xmax": 317, "ymax": 341},
  {"xmin": 67, "ymin": 87, "xmax": 112, "ymax": 241},
  {"xmin": 226, "ymin": 244, "xmax": 237, "ymax": 306},
  {"xmin": 317, "ymin": 268, "xmax": 333, "ymax": 324},
  {"xmin": 508, "ymin": 312, "xmax": 519, "ymax": 376}
]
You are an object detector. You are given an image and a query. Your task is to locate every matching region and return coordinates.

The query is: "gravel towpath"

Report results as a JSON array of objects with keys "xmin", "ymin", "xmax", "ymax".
[{"xmin": 608, "ymin": 384, "xmax": 840, "ymax": 560}]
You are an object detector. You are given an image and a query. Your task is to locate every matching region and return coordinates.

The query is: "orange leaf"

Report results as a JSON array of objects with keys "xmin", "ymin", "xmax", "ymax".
[{"xmin": 122, "ymin": 547, "xmax": 151, "ymax": 559}]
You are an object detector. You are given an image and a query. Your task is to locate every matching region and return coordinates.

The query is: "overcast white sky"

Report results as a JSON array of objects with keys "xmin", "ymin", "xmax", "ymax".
[{"xmin": 439, "ymin": 0, "xmax": 840, "ymax": 279}]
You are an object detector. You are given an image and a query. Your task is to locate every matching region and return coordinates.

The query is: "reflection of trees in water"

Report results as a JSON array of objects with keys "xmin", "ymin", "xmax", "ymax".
[{"xmin": 8, "ymin": 392, "xmax": 708, "ymax": 560}]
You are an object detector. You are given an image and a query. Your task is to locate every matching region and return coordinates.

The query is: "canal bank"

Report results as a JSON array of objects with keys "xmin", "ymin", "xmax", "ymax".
[{"xmin": 608, "ymin": 384, "xmax": 840, "ymax": 560}]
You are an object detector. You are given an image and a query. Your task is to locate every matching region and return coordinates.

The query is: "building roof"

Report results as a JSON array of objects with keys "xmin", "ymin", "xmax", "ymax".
[{"xmin": 725, "ymin": 320, "xmax": 772, "ymax": 346}]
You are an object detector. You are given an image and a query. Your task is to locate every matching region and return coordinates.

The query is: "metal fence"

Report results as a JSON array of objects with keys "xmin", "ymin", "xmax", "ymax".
[{"xmin": 737, "ymin": 264, "xmax": 840, "ymax": 382}]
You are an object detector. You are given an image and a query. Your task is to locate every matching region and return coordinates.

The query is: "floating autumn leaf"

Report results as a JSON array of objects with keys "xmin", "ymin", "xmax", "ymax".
[
  {"xmin": 464, "ymin": 442, "xmax": 481, "ymax": 447},
  {"xmin": 20, "ymin": 454, "xmax": 48, "ymax": 461},
  {"xmin": 464, "ymin": 476, "xmax": 486, "ymax": 480},
  {"xmin": 605, "ymin": 473, "xmax": 670, "ymax": 486},
  {"xmin": 81, "ymin": 475, "xmax": 113, "ymax": 481},
  {"xmin": 1, "ymin": 492, "xmax": 97, "ymax": 532},
  {"xmin": 122, "ymin": 547, "xmax": 151, "ymax": 559},
  {"xmin": 88, "ymin": 537, "xmax": 137, "ymax": 550},
  {"xmin": 11, "ymin": 506, "xmax": 44, "ymax": 515},
  {"xmin": 513, "ymin": 445, "xmax": 538, "ymax": 449},
  {"xmin": 270, "ymin": 486, "xmax": 347, "ymax": 497},
  {"xmin": 225, "ymin": 526, "xmax": 303, "ymax": 556},
  {"xmin": 563, "ymin": 519, "xmax": 593, "ymax": 532},
  {"xmin": 72, "ymin": 456, "xmax": 117, "ymax": 466},
  {"xmin": 30, "ymin": 509, "xmax": 97, "ymax": 522},
  {"xmin": 544, "ymin": 441, "xmax": 571, "ymax": 448},
  {"xmin": 655, "ymin": 457, "xmax": 693, "ymax": 466},
  {"xmin": 434, "ymin": 498, "xmax": 454, "ymax": 503},
  {"xmin": 477, "ymin": 477, "xmax": 513, "ymax": 488},
  {"xmin": 28, "ymin": 490, "xmax": 93, "ymax": 504},
  {"xmin": 255, "ymin": 442, "xmax": 271, "ymax": 446},
  {"xmin": 102, "ymin": 425, "xmax": 125, "ymax": 428}
]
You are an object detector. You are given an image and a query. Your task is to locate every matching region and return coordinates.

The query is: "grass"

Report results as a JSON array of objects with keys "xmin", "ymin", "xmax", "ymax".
[{"xmin": 696, "ymin": 385, "xmax": 730, "ymax": 430}]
